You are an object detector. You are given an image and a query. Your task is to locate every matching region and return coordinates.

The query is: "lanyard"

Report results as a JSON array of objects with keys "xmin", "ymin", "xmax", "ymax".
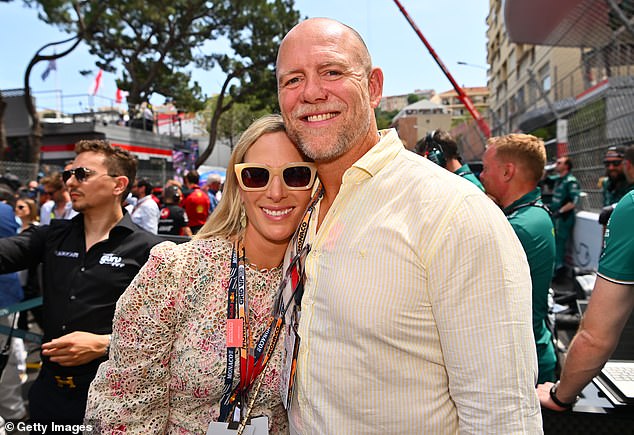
[
  {"xmin": 218, "ymin": 184, "xmax": 323, "ymax": 424},
  {"xmin": 218, "ymin": 242, "xmax": 310, "ymax": 423}
]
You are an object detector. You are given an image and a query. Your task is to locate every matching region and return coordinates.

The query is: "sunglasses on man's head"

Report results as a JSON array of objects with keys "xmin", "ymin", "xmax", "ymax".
[
  {"xmin": 234, "ymin": 162, "xmax": 317, "ymax": 191},
  {"xmin": 62, "ymin": 167, "xmax": 102, "ymax": 183}
]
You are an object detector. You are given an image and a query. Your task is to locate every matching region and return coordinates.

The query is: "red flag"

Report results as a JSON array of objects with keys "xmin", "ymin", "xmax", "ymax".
[
  {"xmin": 91, "ymin": 69, "xmax": 103, "ymax": 96},
  {"xmin": 115, "ymin": 89, "xmax": 129, "ymax": 104}
]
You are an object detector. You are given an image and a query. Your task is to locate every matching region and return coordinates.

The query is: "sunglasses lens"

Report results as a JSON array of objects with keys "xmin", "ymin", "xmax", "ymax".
[
  {"xmin": 283, "ymin": 166, "xmax": 313, "ymax": 188},
  {"xmin": 241, "ymin": 167, "xmax": 270, "ymax": 189},
  {"xmin": 63, "ymin": 168, "xmax": 89, "ymax": 183},
  {"xmin": 76, "ymin": 167, "xmax": 88, "ymax": 182}
]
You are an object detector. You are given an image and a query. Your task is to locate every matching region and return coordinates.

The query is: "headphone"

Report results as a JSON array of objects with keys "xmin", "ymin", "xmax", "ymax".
[{"xmin": 424, "ymin": 130, "xmax": 447, "ymax": 168}]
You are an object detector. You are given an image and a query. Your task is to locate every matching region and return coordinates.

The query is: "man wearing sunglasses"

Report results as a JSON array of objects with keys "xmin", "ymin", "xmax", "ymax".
[
  {"xmin": 276, "ymin": 18, "xmax": 541, "ymax": 434},
  {"xmin": 0, "ymin": 140, "xmax": 162, "ymax": 428},
  {"xmin": 598, "ymin": 146, "xmax": 633, "ymax": 226}
]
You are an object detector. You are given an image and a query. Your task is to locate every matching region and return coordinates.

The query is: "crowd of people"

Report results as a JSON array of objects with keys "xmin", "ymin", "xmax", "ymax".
[{"xmin": 0, "ymin": 17, "xmax": 633, "ymax": 435}]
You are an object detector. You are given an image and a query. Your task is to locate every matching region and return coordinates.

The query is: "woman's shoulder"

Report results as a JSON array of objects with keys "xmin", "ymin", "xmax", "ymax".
[{"xmin": 148, "ymin": 235, "xmax": 231, "ymax": 268}]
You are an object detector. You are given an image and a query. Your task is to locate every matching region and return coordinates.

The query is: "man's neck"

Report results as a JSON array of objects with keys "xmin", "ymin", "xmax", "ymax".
[
  {"xmin": 83, "ymin": 206, "xmax": 124, "ymax": 251},
  {"xmin": 500, "ymin": 183, "xmax": 537, "ymax": 209},
  {"xmin": 446, "ymin": 159, "xmax": 462, "ymax": 173},
  {"xmin": 315, "ymin": 127, "xmax": 380, "ymax": 227}
]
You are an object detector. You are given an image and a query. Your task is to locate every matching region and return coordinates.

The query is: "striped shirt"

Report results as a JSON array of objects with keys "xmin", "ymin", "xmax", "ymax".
[{"xmin": 289, "ymin": 129, "xmax": 542, "ymax": 434}]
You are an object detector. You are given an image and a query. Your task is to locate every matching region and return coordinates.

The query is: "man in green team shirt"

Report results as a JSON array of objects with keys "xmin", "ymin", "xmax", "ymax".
[
  {"xmin": 550, "ymin": 155, "xmax": 581, "ymax": 277},
  {"xmin": 415, "ymin": 129, "xmax": 485, "ymax": 191},
  {"xmin": 538, "ymin": 144, "xmax": 634, "ymax": 411},
  {"xmin": 480, "ymin": 133, "xmax": 557, "ymax": 383}
]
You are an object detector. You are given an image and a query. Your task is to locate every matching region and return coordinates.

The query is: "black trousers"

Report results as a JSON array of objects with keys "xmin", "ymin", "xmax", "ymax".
[{"xmin": 28, "ymin": 367, "xmax": 94, "ymax": 433}]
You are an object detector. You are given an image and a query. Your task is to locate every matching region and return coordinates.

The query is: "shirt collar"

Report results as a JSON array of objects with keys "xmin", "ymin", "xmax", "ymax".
[
  {"xmin": 503, "ymin": 187, "xmax": 542, "ymax": 214},
  {"xmin": 343, "ymin": 129, "xmax": 403, "ymax": 184}
]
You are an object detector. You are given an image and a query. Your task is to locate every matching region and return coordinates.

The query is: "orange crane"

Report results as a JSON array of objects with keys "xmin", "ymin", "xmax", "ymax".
[{"xmin": 393, "ymin": 0, "xmax": 491, "ymax": 138}]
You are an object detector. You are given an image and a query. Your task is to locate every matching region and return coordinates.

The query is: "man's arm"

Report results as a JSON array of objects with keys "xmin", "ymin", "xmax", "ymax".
[
  {"xmin": 41, "ymin": 331, "xmax": 110, "ymax": 366},
  {"xmin": 537, "ymin": 277, "xmax": 634, "ymax": 410},
  {"xmin": 432, "ymin": 193, "xmax": 541, "ymax": 433},
  {"xmin": 0, "ymin": 225, "xmax": 47, "ymax": 273}
]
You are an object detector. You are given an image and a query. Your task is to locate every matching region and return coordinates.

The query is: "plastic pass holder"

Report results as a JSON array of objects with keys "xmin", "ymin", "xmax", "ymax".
[{"xmin": 206, "ymin": 416, "xmax": 269, "ymax": 435}]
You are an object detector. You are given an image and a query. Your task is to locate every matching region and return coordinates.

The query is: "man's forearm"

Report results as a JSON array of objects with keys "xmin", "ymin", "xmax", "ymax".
[{"xmin": 555, "ymin": 329, "xmax": 615, "ymax": 402}]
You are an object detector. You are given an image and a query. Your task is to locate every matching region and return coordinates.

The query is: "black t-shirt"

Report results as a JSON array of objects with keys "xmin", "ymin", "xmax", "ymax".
[
  {"xmin": 158, "ymin": 204, "xmax": 189, "ymax": 235},
  {"xmin": 0, "ymin": 212, "xmax": 162, "ymax": 375}
]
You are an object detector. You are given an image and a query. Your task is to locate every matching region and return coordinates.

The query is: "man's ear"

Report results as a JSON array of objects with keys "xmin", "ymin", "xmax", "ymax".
[
  {"xmin": 113, "ymin": 176, "xmax": 129, "ymax": 197},
  {"xmin": 368, "ymin": 67, "xmax": 384, "ymax": 109},
  {"xmin": 504, "ymin": 162, "xmax": 516, "ymax": 182}
]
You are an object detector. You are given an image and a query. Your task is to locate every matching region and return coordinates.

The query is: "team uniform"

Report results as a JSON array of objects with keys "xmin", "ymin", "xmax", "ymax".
[
  {"xmin": 598, "ymin": 190, "xmax": 634, "ymax": 284},
  {"xmin": 158, "ymin": 204, "xmax": 190, "ymax": 235},
  {"xmin": 504, "ymin": 188, "xmax": 557, "ymax": 383},
  {"xmin": 455, "ymin": 163, "xmax": 484, "ymax": 191},
  {"xmin": 550, "ymin": 173, "xmax": 581, "ymax": 270}
]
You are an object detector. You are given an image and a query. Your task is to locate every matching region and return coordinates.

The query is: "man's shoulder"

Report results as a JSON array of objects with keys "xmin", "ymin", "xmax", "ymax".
[{"xmin": 126, "ymin": 224, "xmax": 164, "ymax": 246}]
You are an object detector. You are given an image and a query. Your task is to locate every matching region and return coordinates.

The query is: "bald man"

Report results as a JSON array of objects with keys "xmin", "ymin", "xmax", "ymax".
[{"xmin": 276, "ymin": 18, "xmax": 541, "ymax": 434}]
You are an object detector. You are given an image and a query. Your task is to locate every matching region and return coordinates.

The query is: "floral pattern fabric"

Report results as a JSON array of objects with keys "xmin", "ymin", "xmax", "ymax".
[{"xmin": 85, "ymin": 237, "xmax": 288, "ymax": 434}]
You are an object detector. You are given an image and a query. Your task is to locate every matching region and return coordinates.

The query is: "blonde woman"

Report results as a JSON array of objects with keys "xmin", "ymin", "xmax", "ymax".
[{"xmin": 85, "ymin": 114, "xmax": 316, "ymax": 434}]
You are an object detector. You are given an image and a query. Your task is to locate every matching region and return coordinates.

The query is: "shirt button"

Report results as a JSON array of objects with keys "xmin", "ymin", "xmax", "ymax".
[
  {"xmin": 69, "ymin": 295, "xmax": 76, "ymax": 301},
  {"xmin": 80, "ymin": 267, "xmax": 85, "ymax": 272},
  {"xmin": 61, "ymin": 325, "xmax": 66, "ymax": 331}
]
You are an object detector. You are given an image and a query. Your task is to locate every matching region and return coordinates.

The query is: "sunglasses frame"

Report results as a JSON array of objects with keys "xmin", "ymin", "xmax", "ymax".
[
  {"xmin": 62, "ymin": 167, "xmax": 116, "ymax": 183},
  {"xmin": 603, "ymin": 160, "xmax": 623, "ymax": 167},
  {"xmin": 234, "ymin": 162, "xmax": 317, "ymax": 191}
]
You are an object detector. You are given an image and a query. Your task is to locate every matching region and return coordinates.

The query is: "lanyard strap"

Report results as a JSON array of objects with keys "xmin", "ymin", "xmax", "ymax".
[
  {"xmin": 295, "ymin": 183, "xmax": 323, "ymax": 253},
  {"xmin": 219, "ymin": 245, "xmax": 242, "ymax": 422}
]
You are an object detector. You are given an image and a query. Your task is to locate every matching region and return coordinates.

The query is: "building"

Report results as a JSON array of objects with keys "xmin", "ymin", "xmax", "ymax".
[
  {"xmin": 433, "ymin": 86, "xmax": 490, "ymax": 124},
  {"xmin": 487, "ymin": 0, "xmax": 585, "ymax": 136},
  {"xmin": 1, "ymin": 89, "xmax": 231, "ymax": 184},
  {"xmin": 379, "ymin": 89, "xmax": 435, "ymax": 112},
  {"xmin": 489, "ymin": 0, "xmax": 634, "ymax": 210},
  {"xmin": 390, "ymin": 99, "xmax": 452, "ymax": 150}
]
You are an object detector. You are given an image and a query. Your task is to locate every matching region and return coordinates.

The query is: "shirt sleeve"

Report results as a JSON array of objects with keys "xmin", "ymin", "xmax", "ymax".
[
  {"xmin": 85, "ymin": 241, "xmax": 181, "ymax": 433},
  {"xmin": 597, "ymin": 195, "xmax": 634, "ymax": 283},
  {"xmin": 569, "ymin": 177, "xmax": 581, "ymax": 205},
  {"xmin": 428, "ymin": 193, "xmax": 541, "ymax": 434},
  {"xmin": 0, "ymin": 225, "xmax": 47, "ymax": 273}
]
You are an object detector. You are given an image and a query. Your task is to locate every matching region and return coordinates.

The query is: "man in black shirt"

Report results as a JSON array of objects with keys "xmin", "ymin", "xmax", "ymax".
[
  {"xmin": 158, "ymin": 184, "xmax": 192, "ymax": 237},
  {"xmin": 0, "ymin": 140, "xmax": 162, "ymax": 427}
]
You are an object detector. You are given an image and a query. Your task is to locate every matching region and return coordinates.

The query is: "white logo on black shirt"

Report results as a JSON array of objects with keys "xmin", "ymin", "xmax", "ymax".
[
  {"xmin": 54, "ymin": 250, "xmax": 79, "ymax": 258},
  {"xmin": 99, "ymin": 253, "xmax": 125, "ymax": 268}
]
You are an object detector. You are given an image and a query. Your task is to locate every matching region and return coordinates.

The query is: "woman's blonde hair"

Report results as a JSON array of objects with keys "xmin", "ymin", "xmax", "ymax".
[{"xmin": 195, "ymin": 114, "xmax": 288, "ymax": 240}]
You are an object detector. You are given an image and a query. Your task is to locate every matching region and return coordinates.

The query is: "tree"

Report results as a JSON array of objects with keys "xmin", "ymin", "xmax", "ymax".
[
  {"xmin": 27, "ymin": 0, "xmax": 219, "ymax": 114},
  {"xmin": 21, "ymin": 0, "xmax": 94, "ymax": 163},
  {"xmin": 375, "ymin": 108, "xmax": 399, "ymax": 130},
  {"xmin": 26, "ymin": 0, "xmax": 300, "ymax": 168},
  {"xmin": 195, "ymin": 0, "xmax": 300, "ymax": 167},
  {"xmin": 407, "ymin": 93, "xmax": 421, "ymax": 104},
  {"xmin": 201, "ymin": 95, "xmax": 268, "ymax": 151}
]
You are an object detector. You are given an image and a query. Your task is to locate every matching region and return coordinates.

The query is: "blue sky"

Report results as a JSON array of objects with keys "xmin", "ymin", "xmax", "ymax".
[{"xmin": 0, "ymin": 0, "xmax": 489, "ymax": 113}]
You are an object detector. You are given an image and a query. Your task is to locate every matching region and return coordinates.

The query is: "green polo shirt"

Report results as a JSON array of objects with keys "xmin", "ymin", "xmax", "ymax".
[
  {"xmin": 550, "ymin": 173, "xmax": 580, "ymax": 212},
  {"xmin": 455, "ymin": 163, "xmax": 484, "ymax": 191},
  {"xmin": 598, "ymin": 191, "xmax": 634, "ymax": 284},
  {"xmin": 504, "ymin": 188, "xmax": 557, "ymax": 381},
  {"xmin": 602, "ymin": 177, "xmax": 634, "ymax": 207}
]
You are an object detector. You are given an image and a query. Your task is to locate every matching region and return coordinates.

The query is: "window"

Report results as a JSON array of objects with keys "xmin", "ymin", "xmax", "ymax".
[{"xmin": 539, "ymin": 63, "xmax": 551, "ymax": 93}]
